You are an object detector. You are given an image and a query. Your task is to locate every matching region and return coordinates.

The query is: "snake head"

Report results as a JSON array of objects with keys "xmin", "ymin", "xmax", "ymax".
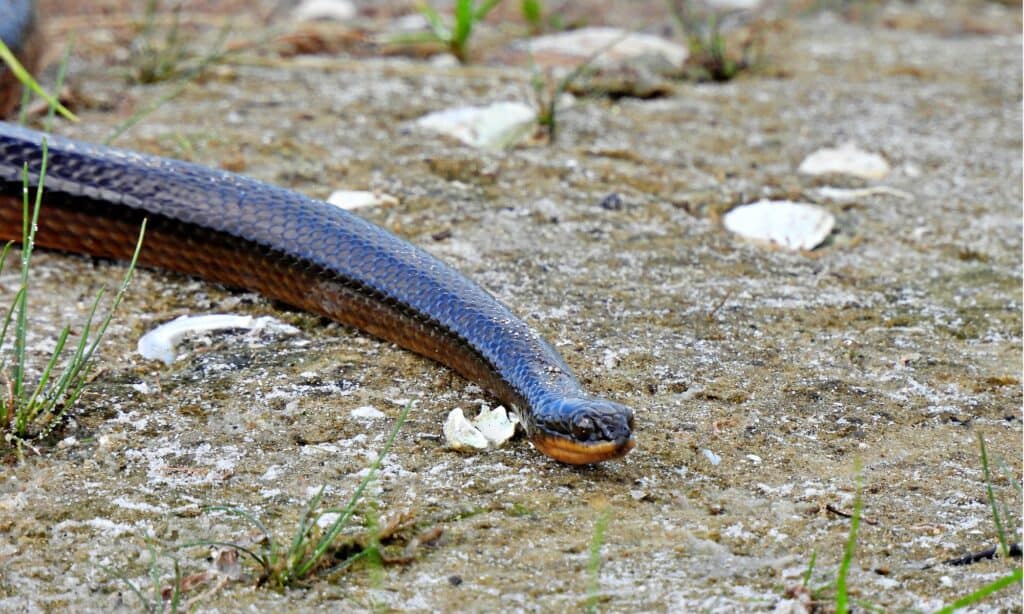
[{"xmin": 528, "ymin": 395, "xmax": 635, "ymax": 465}]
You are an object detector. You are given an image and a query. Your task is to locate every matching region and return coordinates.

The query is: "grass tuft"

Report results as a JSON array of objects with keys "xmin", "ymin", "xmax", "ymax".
[
  {"xmin": 0, "ymin": 142, "xmax": 146, "ymax": 451},
  {"xmin": 529, "ymin": 30, "xmax": 629, "ymax": 143},
  {"xmin": 392, "ymin": 0, "xmax": 503, "ymax": 64},
  {"xmin": 665, "ymin": 0, "xmax": 763, "ymax": 82},
  {"xmin": 189, "ymin": 401, "xmax": 412, "ymax": 589}
]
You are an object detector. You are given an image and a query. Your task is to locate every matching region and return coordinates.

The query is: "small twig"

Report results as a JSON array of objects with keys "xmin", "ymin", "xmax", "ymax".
[
  {"xmin": 826, "ymin": 503, "xmax": 878, "ymax": 526},
  {"xmin": 706, "ymin": 289, "xmax": 733, "ymax": 321}
]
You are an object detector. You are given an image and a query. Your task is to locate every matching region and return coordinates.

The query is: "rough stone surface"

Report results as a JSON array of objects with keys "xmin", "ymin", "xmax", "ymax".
[{"xmin": 0, "ymin": 1, "xmax": 1020, "ymax": 611}]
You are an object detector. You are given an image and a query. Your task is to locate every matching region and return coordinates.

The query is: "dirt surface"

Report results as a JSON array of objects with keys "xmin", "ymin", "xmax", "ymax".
[{"xmin": 1, "ymin": 1, "xmax": 1021, "ymax": 611}]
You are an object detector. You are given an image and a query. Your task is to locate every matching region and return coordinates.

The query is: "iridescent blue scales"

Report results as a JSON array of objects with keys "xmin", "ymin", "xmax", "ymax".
[{"xmin": 0, "ymin": 122, "xmax": 635, "ymax": 463}]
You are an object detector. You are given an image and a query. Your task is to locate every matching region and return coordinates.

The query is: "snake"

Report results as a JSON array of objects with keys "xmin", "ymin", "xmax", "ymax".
[{"xmin": 0, "ymin": 1, "xmax": 635, "ymax": 464}]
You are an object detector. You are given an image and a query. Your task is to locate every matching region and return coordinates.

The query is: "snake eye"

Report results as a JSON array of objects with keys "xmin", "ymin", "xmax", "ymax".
[{"xmin": 571, "ymin": 415, "xmax": 595, "ymax": 441}]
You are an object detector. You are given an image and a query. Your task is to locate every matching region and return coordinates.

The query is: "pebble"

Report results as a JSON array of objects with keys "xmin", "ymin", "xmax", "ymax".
[
  {"xmin": 292, "ymin": 0, "xmax": 356, "ymax": 21},
  {"xmin": 722, "ymin": 200, "xmax": 835, "ymax": 251},
  {"xmin": 526, "ymin": 27, "xmax": 689, "ymax": 68},
  {"xmin": 326, "ymin": 189, "xmax": 398, "ymax": 210},
  {"xmin": 707, "ymin": 0, "xmax": 763, "ymax": 8},
  {"xmin": 702, "ymin": 448, "xmax": 722, "ymax": 466},
  {"xmin": 350, "ymin": 405, "xmax": 385, "ymax": 420},
  {"xmin": 416, "ymin": 102, "xmax": 537, "ymax": 149},
  {"xmin": 798, "ymin": 143, "xmax": 890, "ymax": 179}
]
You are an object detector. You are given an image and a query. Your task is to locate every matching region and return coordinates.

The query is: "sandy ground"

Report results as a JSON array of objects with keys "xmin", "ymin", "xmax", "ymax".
[{"xmin": 0, "ymin": 1, "xmax": 1021, "ymax": 611}]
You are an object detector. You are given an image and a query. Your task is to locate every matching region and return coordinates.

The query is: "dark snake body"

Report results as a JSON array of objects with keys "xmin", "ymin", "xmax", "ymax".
[{"xmin": 0, "ymin": 2, "xmax": 634, "ymax": 464}]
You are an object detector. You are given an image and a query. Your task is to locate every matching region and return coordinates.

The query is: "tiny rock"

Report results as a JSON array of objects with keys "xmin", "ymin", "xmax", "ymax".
[
  {"xmin": 527, "ymin": 27, "xmax": 689, "ymax": 68},
  {"xmin": 417, "ymin": 102, "xmax": 537, "ymax": 150},
  {"xmin": 798, "ymin": 143, "xmax": 890, "ymax": 179},
  {"xmin": 292, "ymin": 0, "xmax": 356, "ymax": 22},
  {"xmin": 326, "ymin": 190, "xmax": 398, "ymax": 210}
]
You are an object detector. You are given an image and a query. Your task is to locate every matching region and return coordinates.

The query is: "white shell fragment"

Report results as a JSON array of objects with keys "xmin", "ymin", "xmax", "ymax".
[
  {"xmin": 416, "ymin": 102, "xmax": 537, "ymax": 150},
  {"xmin": 702, "ymin": 449, "xmax": 722, "ymax": 466},
  {"xmin": 473, "ymin": 405, "xmax": 518, "ymax": 445},
  {"xmin": 443, "ymin": 408, "xmax": 489, "ymax": 451},
  {"xmin": 292, "ymin": 0, "xmax": 356, "ymax": 22},
  {"xmin": 723, "ymin": 200, "xmax": 835, "ymax": 251},
  {"xmin": 326, "ymin": 190, "xmax": 398, "ymax": 210},
  {"xmin": 527, "ymin": 27, "xmax": 689, "ymax": 67},
  {"xmin": 137, "ymin": 314, "xmax": 300, "ymax": 365},
  {"xmin": 798, "ymin": 143, "xmax": 891, "ymax": 179},
  {"xmin": 814, "ymin": 186, "xmax": 913, "ymax": 203},
  {"xmin": 443, "ymin": 405, "xmax": 518, "ymax": 452}
]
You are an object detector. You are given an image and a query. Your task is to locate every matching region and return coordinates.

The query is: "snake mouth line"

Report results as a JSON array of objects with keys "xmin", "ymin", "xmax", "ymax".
[{"xmin": 530, "ymin": 433, "xmax": 636, "ymax": 465}]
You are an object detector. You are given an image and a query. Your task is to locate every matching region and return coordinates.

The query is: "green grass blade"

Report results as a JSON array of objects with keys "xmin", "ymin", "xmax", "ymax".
[
  {"xmin": 43, "ymin": 287, "xmax": 106, "ymax": 410},
  {"xmin": 13, "ymin": 141, "xmax": 48, "ymax": 406},
  {"xmin": 97, "ymin": 563, "xmax": 152, "ymax": 612},
  {"xmin": 453, "ymin": 0, "xmax": 475, "ymax": 47},
  {"xmin": 169, "ymin": 558, "xmax": 183, "ymax": 613},
  {"xmin": 802, "ymin": 551, "xmax": 817, "ymax": 587},
  {"xmin": 203, "ymin": 505, "xmax": 274, "ymax": 548},
  {"xmin": 0, "ymin": 240, "xmax": 12, "ymax": 272},
  {"xmin": 0, "ymin": 285, "xmax": 25, "ymax": 374},
  {"xmin": 19, "ymin": 324, "xmax": 71, "ymax": 431},
  {"xmin": 322, "ymin": 548, "xmax": 369, "ymax": 579},
  {"xmin": 933, "ymin": 567, "xmax": 1022, "ymax": 614},
  {"xmin": 977, "ymin": 433, "xmax": 1009, "ymax": 559},
  {"xmin": 521, "ymin": 0, "xmax": 541, "ymax": 25},
  {"xmin": 585, "ymin": 507, "xmax": 611, "ymax": 614},
  {"xmin": 0, "ymin": 38, "xmax": 78, "ymax": 122},
  {"xmin": 836, "ymin": 462, "xmax": 862, "ymax": 614},
  {"xmin": 285, "ymin": 485, "xmax": 327, "ymax": 573},
  {"xmin": 473, "ymin": 0, "xmax": 504, "ymax": 21},
  {"xmin": 75, "ymin": 219, "xmax": 145, "ymax": 367},
  {"xmin": 177, "ymin": 539, "xmax": 268, "ymax": 570},
  {"xmin": 43, "ymin": 36, "xmax": 76, "ymax": 133},
  {"xmin": 417, "ymin": 3, "xmax": 450, "ymax": 41},
  {"xmin": 145, "ymin": 540, "xmax": 162, "ymax": 608}
]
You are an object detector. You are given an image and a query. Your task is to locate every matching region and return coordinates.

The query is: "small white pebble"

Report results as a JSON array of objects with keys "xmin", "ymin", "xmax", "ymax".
[
  {"xmin": 292, "ymin": 0, "xmax": 356, "ymax": 21},
  {"xmin": 350, "ymin": 405, "xmax": 385, "ymax": 420},
  {"xmin": 417, "ymin": 102, "xmax": 537, "ymax": 150},
  {"xmin": 326, "ymin": 190, "xmax": 398, "ymax": 211},
  {"xmin": 702, "ymin": 448, "xmax": 722, "ymax": 466},
  {"xmin": 798, "ymin": 143, "xmax": 890, "ymax": 179},
  {"xmin": 316, "ymin": 511, "xmax": 342, "ymax": 528}
]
